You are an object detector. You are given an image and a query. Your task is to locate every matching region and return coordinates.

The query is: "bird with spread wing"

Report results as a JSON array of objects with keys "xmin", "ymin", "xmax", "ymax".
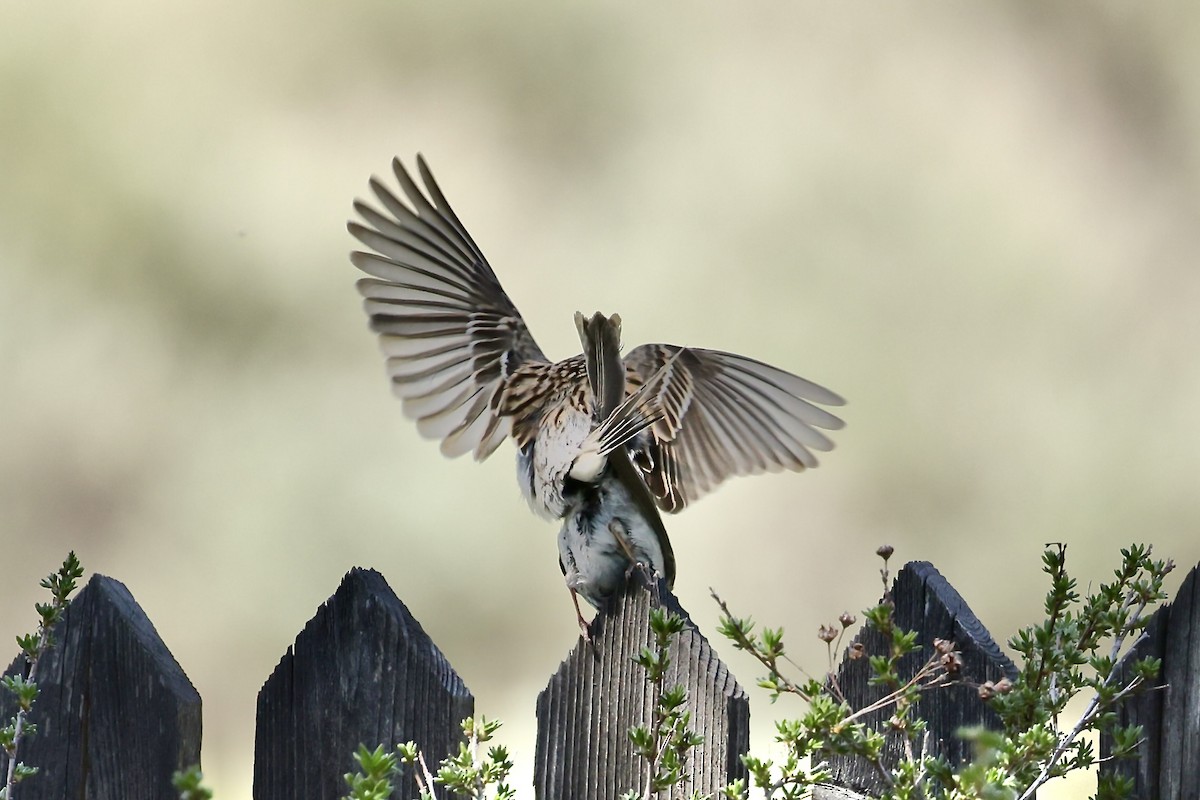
[{"xmin": 347, "ymin": 155, "xmax": 845, "ymax": 632}]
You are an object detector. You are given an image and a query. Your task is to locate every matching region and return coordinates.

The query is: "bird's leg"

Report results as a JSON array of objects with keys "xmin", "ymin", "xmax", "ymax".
[
  {"xmin": 571, "ymin": 587, "xmax": 593, "ymax": 642},
  {"xmin": 608, "ymin": 520, "xmax": 649, "ymax": 580}
]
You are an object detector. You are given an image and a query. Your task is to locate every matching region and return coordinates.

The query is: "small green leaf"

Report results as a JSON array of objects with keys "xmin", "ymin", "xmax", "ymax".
[{"xmin": 171, "ymin": 765, "xmax": 214, "ymax": 800}]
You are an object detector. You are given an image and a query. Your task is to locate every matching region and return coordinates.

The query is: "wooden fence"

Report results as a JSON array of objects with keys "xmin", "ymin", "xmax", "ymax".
[{"xmin": 3, "ymin": 558, "xmax": 1198, "ymax": 799}]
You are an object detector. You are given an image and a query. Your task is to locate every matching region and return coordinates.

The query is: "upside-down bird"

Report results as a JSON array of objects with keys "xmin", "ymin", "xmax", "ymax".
[{"xmin": 347, "ymin": 155, "xmax": 845, "ymax": 631}]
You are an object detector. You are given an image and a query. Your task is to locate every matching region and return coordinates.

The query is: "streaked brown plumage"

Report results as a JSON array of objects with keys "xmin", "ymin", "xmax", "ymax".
[{"xmin": 348, "ymin": 155, "xmax": 845, "ymax": 625}]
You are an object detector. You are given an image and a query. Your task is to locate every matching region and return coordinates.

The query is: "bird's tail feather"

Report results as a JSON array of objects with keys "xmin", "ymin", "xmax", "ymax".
[
  {"xmin": 585, "ymin": 347, "xmax": 683, "ymax": 457},
  {"xmin": 575, "ymin": 311, "xmax": 626, "ymax": 420}
]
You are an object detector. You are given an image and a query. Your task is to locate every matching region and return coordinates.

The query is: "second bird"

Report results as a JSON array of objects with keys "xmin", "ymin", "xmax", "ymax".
[{"xmin": 348, "ymin": 155, "xmax": 845, "ymax": 630}]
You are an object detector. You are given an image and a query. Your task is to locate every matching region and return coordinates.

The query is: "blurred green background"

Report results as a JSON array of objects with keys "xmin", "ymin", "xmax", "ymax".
[{"xmin": 3, "ymin": 2, "xmax": 1198, "ymax": 798}]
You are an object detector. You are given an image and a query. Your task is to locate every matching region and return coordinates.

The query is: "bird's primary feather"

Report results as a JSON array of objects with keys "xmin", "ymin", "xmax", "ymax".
[
  {"xmin": 349, "ymin": 156, "xmax": 547, "ymax": 461},
  {"xmin": 623, "ymin": 344, "xmax": 845, "ymax": 512}
]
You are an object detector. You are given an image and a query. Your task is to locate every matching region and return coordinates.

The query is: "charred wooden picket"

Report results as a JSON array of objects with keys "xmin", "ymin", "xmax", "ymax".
[
  {"xmin": 534, "ymin": 569, "xmax": 749, "ymax": 799},
  {"xmin": 0, "ymin": 575, "xmax": 201, "ymax": 800},
  {"xmin": 1101, "ymin": 560, "xmax": 1200, "ymax": 798},
  {"xmin": 816, "ymin": 561, "xmax": 1019, "ymax": 799},
  {"xmin": 253, "ymin": 568, "xmax": 473, "ymax": 800}
]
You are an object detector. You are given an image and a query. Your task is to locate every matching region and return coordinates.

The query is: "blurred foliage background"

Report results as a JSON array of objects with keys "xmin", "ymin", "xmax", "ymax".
[{"xmin": 3, "ymin": 2, "xmax": 1198, "ymax": 798}]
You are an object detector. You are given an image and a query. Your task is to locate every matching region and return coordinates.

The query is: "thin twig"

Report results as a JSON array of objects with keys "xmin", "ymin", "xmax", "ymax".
[
  {"xmin": 1016, "ymin": 577, "xmax": 1158, "ymax": 800},
  {"xmin": 4, "ymin": 656, "xmax": 42, "ymax": 798}
]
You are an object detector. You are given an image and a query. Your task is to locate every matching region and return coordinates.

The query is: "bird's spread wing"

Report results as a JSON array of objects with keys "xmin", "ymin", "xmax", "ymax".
[
  {"xmin": 349, "ymin": 155, "xmax": 548, "ymax": 460},
  {"xmin": 623, "ymin": 344, "xmax": 845, "ymax": 512}
]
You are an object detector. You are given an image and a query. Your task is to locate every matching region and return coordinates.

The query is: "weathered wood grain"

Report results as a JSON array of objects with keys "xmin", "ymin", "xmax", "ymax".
[
  {"xmin": 252, "ymin": 568, "xmax": 472, "ymax": 800},
  {"xmin": 816, "ymin": 561, "xmax": 1017, "ymax": 799},
  {"xmin": 1, "ymin": 574, "xmax": 202, "ymax": 800},
  {"xmin": 534, "ymin": 569, "xmax": 749, "ymax": 799},
  {"xmin": 1102, "ymin": 560, "xmax": 1200, "ymax": 799}
]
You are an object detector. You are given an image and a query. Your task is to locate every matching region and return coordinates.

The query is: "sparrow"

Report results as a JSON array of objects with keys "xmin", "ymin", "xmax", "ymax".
[{"xmin": 347, "ymin": 155, "xmax": 845, "ymax": 628}]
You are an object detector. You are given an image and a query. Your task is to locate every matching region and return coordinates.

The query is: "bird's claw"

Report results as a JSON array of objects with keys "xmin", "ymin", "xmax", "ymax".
[
  {"xmin": 609, "ymin": 520, "xmax": 656, "ymax": 586},
  {"xmin": 625, "ymin": 559, "xmax": 660, "ymax": 592},
  {"xmin": 625, "ymin": 559, "xmax": 651, "ymax": 582}
]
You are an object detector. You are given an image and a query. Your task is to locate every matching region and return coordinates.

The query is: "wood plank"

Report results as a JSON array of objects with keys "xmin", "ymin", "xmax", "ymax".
[
  {"xmin": 817, "ymin": 561, "xmax": 1017, "ymax": 798},
  {"xmin": 253, "ymin": 568, "xmax": 472, "ymax": 800},
  {"xmin": 534, "ymin": 569, "xmax": 749, "ymax": 799},
  {"xmin": 1, "ymin": 574, "xmax": 201, "ymax": 799},
  {"xmin": 1103, "ymin": 560, "xmax": 1200, "ymax": 799}
]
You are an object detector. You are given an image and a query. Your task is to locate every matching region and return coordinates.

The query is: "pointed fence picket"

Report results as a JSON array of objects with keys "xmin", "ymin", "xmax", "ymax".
[
  {"xmin": 0, "ymin": 575, "xmax": 201, "ymax": 800},
  {"xmin": 816, "ymin": 561, "xmax": 1019, "ymax": 799},
  {"xmin": 1100, "ymin": 560, "xmax": 1200, "ymax": 798},
  {"xmin": 253, "ymin": 568, "xmax": 473, "ymax": 800},
  {"xmin": 3, "ymin": 558, "xmax": 1198, "ymax": 798},
  {"xmin": 534, "ymin": 569, "xmax": 749, "ymax": 797}
]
